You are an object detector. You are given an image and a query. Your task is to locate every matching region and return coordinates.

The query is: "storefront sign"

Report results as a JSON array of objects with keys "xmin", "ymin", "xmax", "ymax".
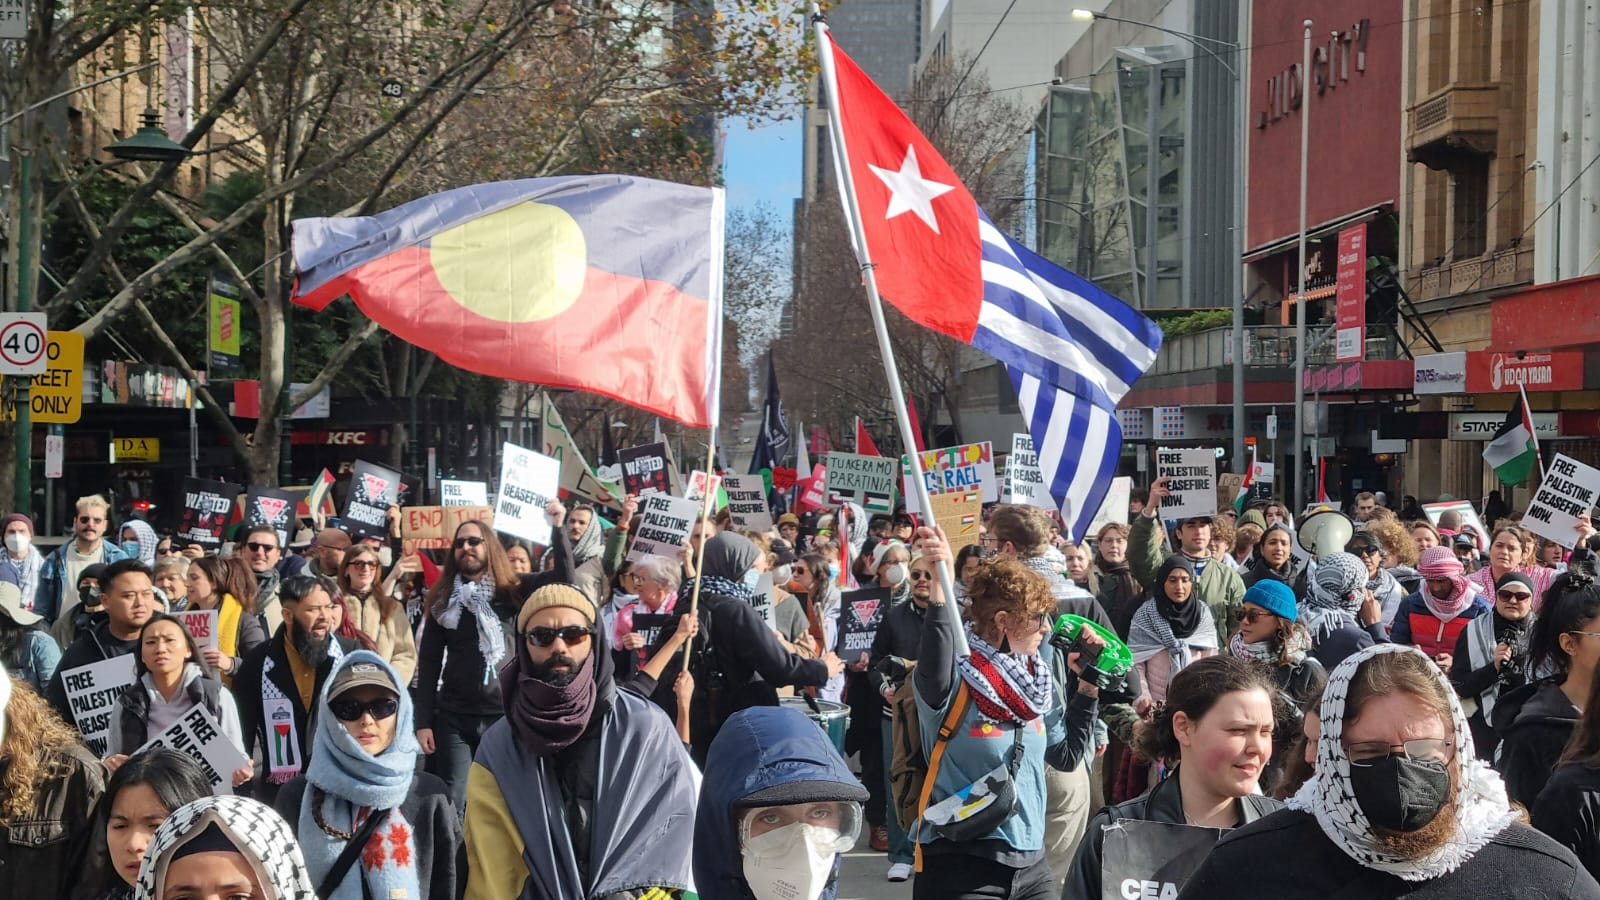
[
  {"xmin": 1466, "ymin": 351, "xmax": 1585, "ymax": 394},
  {"xmin": 208, "ymin": 276, "xmax": 242, "ymax": 373},
  {"xmin": 1413, "ymin": 351, "xmax": 1467, "ymax": 394},
  {"xmin": 1447, "ymin": 412, "xmax": 1560, "ymax": 441},
  {"xmin": 111, "ymin": 437, "xmax": 161, "ymax": 463},
  {"xmin": 1335, "ymin": 223, "xmax": 1367, "ymax": 361},
  {"xmin": 291, "ymin": 430, "xmax": 385, "ymax": 447}
]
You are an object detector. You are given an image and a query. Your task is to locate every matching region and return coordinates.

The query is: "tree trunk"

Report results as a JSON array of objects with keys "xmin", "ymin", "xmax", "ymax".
[{"xmin": 245, "ymin": 194, "xmax": 289, "ymax": 485}]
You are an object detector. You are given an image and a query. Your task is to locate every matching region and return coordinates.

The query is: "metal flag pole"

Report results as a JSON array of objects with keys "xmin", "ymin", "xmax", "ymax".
[
  {"xmin": 810, "ymin": 7, "xmax": 968, "ymax": 657},
  {"xmin": 1291, "ymin": 19, "xmax": 1313, "ymax": 513}
]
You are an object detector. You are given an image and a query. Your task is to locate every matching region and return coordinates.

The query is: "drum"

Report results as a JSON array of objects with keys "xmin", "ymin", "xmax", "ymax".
[{"xmin": 780, "ymin": 696, "xmax": 850, "ymax": 754}]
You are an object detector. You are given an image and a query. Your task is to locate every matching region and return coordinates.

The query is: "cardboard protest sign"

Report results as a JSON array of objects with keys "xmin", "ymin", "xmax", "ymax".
[
  {"xmin": 175, "ymin": 609, "xmax": 219, "ymax": 653},
  {"xmin": 401, "ymin": 505, "xmax": 496, "ymax": 553},
  {"xmin": 824, "ymin": 452, "xmax": 898, "ymax": 513},
  {"xmin": 929, "ymin": 490, "xmax": 983, "ymax": 555},
  {"xmin": 1423, "ymin": 501, "xmax": 1489, "ymax": 551},
  {"xmin": 627, "ymin": 493, "xmax": 701, "ymax": 562},
  {"xmin": 494, "ymin": 443, "xmax": 560, "ymax": 544},
  {"xmin": 1099, "ymin": 819, "xmax": 1226, "ymax": 900},
  {"xmin": 439, "ymin": 479, "xmax": 488, "ymax": 506},
  {"xmin": 344, "ymin": 460, "xmax": 402, "ymax": 537},
  {"xmin": 1085, "ymin": 476, "xmax": 1133, "ymax": 539},
  {"xmin": 1156, "ymin": 448, "xmax": 1218, "ymax": 519},
  {"xmin": 241, "ymin": 486, "xmax": 299, "ymax": 549},
  {"xmin": 723, "ymin": 474, "xmax": 775, "ymax": 531},
  {"xmin": 1004, "ymin": 434, "xmax": 1051, "ymax": 508},
  {"xmin": 619, "ymin": 442, "xmax": 673, "ymax": 496},
  {"xmin": 686, "ymin": 470, "xmax": 723, "ymax": 505},
  {"xmin": 1521, "ymin": 454, "xmax": 1600, "ymax": 549},
  {"xmin": 1217, "ymin": 473, "xmax": 1246, "ymax": 511},
  {"xmin": 61, "ymin": 654, "xmax": 137, "ymax": 756},
  {"xmin": 176, "ymin": 478, "xmax": 238, "ymax": 549},
  {"xmin": 138, "ymin": 706, "xmax": 250, "ymax": 795},
  {"xmin": 837, "ymin": 587, "xmax": 890, "ymax": 656},
  {"xmin": 901, "ymin": 442, "xmax": 998, "ymax": 514}
]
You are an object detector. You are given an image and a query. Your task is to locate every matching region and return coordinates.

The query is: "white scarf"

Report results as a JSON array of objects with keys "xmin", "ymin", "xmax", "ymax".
[
  {"xmin": 1127, "ymin": 598, "xmax": 1218, "ymax": 669},
  {"xmin": 437, "ymin": 575, "xmax": 506, "ymax": 680},
  {"xmin": 1287, "ymin": 643, "xmax": 1516, "ymax": 881}
]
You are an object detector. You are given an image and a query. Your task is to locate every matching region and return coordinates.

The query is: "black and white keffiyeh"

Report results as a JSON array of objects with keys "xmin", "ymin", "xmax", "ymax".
[
  {"xmin": 1286, "ymin": 642, "xmax": 1516, "ymax": 881},
  {"xmin": 135, "ymin": 794, "xmax": 314, "ymax": 900},
  {"xmin": 1127, "ymin": 597, "xmax": 1218, "ymax": 669},
  {"xmin": 437, "ymin": 575, "xmax": 506, "ymax": 677},
  {"xmin": 1303, "ymin": 551, "xmax": 1368, "ymax": 642}
]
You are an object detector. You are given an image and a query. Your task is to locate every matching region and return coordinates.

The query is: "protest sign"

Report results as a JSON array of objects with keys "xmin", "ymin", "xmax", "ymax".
[
  {"xmin": 751, "ymin": 572, "xmax": 776, "ymax": 629},
  {"xmin": 344, "ymin": 461, "xmax": 402, "ymax": 536},
  {"xmin": 619, "ymin": 442, "xmax": 673, "ymax": 496},
  {"xmin": 241, "ymin": 486, "xmax": 298, "ymax": 549},
  {"xmin": 1156, "ymin": 448, "xmax": 1218, "ymax": 519},
  {"xmin": 494, "ymin": 443, "xmax": 560, "ymax": 544},
  {"xmin": 1521, "ymin": 454, "xmax": 1600, "ymax": 549},
  {"xmin": 138, "ymin": 706, "xmax": 250, "ymax": 796},
  {"xmin": 1099, "ymin": 819, "xmax": 1226, "ymax": 900},
  {"xmin": 929, "ymin": 490, "xmax": 983, "ymax": 555},
  {"xmin": 686, "ymin": 470, "xmax": 723, "ymax": 505},
  {"xmin": 628, "ymin": 493, "xmax": 701, "ymax": 562},
  {"xmin": 631, "ymin": 612, "xmax": 678, "ymax": 656},
  {"xmin": 837, "ymin": 587, "xmax": 890, "ymax": 656},
  {"xmin": 176, "ymin": 478, "xmax": 238, "ymax": 549},
  {"xmin": 901, "ymin": 442, "xmax": 998, "ymax": 514},
  {"xmin": 723, "ymin": 474, "xmax": 775, "ymax": 531},
  {"xmin": 824, "ymin": 452, "xmax": 898, "ymax": 513},
  {"xmin": 795, "ymin": 464, "xmax": 830, "ymax": 512},
  {"xmin": 1253, "ymin": 460, "xmax": 1276, "ymax": 484},
  {"xmin": 1085, "ymin": 476, "xmax": 1133, "ymax": 539},
  {"xmin": 1423, "ymin": 501, "xmax": 1489, "ymax": 551},
  {"xmin": 401, "ymin": 505, "xmax": 496, "ymax": 553},
  {"xmin": 1217, "ymin": 473, "xmax": 1246, "ymax": 511},
  {"xmin": 175, "ymin": 609, "xmax": 219, "ymax": 653},
  {"xmin": 1004, "ymin": 434, "xmax": 1051, "ymax": 508},
  {"xmin": 439, "ymin": 479, "xmax": 488, "ymax": 506},
  {"xmin": 61, "ymin": 654, "xmax": 136, "ymax": 756}
]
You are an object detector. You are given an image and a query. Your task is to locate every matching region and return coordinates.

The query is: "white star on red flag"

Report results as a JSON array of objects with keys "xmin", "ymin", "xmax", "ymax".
[{"xmin": 868, "ymin": 145, "xmax": 957, "ymax": 233}]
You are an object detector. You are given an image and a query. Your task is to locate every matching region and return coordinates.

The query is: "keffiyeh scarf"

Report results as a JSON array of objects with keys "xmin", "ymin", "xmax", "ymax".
[
  {"xmin": 1228, "ymin": 627, "xmax": 1310, "ymax": 666},
  {"xmin": 436, "ymin": 575, "xmax": 506, "ymax": 680},
  {"xmin": 958, "ymin": 626, "xmax": 1053, "ymax": 725},
  {"xmin": 1287, "ymin": 643, "xmax": 1516, "ymax": 881},
  {"xmin": 1417, "ymin": 547, "xmax": 1475, "ymax": 622},
  {"xmin": 1127, "ymin": 598, "xmax": 1218, "ymax": 668},
  {"xmin": 682, "ymin": 574, "xmax": 750, "ymax": 604},
  {"xmin": 1303, "ymin": 552, "xmax": 1368, "ymax": 642},
  {"xmin": 571, "ymin": 515, "xmax": 605, "ymax": 567}
]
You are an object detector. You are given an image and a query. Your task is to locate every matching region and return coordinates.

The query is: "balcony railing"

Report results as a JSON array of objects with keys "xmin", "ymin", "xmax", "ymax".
[{"xmin": 1149, "ymin": 326, "xmax": 1403, "ymax": 376}]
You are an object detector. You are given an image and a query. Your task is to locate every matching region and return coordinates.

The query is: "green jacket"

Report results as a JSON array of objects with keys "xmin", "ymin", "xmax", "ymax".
[{"xmin": 1128, "ymin": 513, "xmax": 1245, "ymax": 647}]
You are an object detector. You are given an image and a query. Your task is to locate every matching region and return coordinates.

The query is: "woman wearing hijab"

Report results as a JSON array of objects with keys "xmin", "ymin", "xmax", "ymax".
[
  {"xmin": 1128, "ymin": 555, "xmax": 1219, "ymax": 707},
  {"xmin": 119, "ymin": 520, "xmax": 160, "ymax": 569},
  {"xmin": 275, "ymin": 651, "xmax": 457, "ymax": 899},
  {"xmin": 1391, "ymin": 546, "xmax": 1489, "ymax": 674},
  {"xmin": 1448, "ymin": 571, "xmax": 1534, "ymax": 761},
  {"xmin": 133, "ymin": 794, "xmax": 315, "ymax": 900},
  {"xmin": 1242, "ymin": 523, "xmax": 1313, "ymax": 599},
  {"xmin": 1179, "ymin": 643, "xmax": 1597, "ymax": 897},
  {"xmin": 87, "ymin": 748, "xmax": 213, "ymax": 900}
]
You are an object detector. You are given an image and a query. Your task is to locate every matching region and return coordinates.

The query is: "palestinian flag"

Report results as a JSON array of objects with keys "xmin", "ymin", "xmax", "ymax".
[
  {"xmin": 1483, "ymin": 388, "xmax": 1540, "ymax": 485},
  {"xmin": 1233, "ymin": 448, "xmax": 1257, "ymax": 514}
]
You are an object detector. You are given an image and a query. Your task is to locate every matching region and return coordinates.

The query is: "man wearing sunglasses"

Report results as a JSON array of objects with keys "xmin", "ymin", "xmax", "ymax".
[
  {"xmin": 37, "ymin": 494, "xmax": 129, "ymax": 624},
  {"xmin": 240, "ymin": 523, "xmax": 311, "ymax": 638},
  {"xmin": 466, "ymin": 582, "xmax": 698, "ymax": 899},
  {"xmin": 868, "ymin": 551, "xmax": 937, "ymax": 881}
]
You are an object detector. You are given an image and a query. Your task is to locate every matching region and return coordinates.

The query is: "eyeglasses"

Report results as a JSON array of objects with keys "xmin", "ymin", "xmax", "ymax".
[
  {"xmin": 524, "ymin": 626, "xmax": 594, "ymax": 647},
  {"xmin": 792, "ymin": 565, "xmax": 808, "ymax": 575},
  {"xmin": 1238, "ymin": 608, "xmax": 1274, "ymax": 624},
  {"xmin": 329, "ymin": 697, "xmax": 399, "ymax": 722},
  {"xmin": 244, "ymin": 541, "xmax": 278, "ymax": 553},
  {"xmin": 453, "ymin": 536, "xmax": 486, "ymax": 549},
  {"xmin": 1496, "ymin": 590, "xmax": 1533, "ymax": 602},
  {"xmin": 77, "ymin": 516, "xmax": 105, "ymax": 525},
  {"xmin": 909, "ymin": 569, "xmax": 934, "ymax": 581},
  {"xmin": 1351, "ymin": 545, "xmax": 1383, "ymax": 557},
  {"xmin": 1568, "ymin": 630, "xmax": 1600, "ymax": 640},
  {"xmin": 348, "ymin": 560, "xmax": 379, "ymax": 570},
  {"xmin": 1344, "ymin": 738, "xmax": 1454, "ymax": 767}
]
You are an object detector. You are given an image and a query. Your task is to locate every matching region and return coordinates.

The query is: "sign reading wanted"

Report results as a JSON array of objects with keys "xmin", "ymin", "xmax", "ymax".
[
  {"xmin": 824, "ymin": 452, "xmax": 898, "ymax": 513},
  {"xmin": 176, "ymin": 478, "xmax": 238, "ymax": 549},
  {"xmin": 1522, "ymin": 454, "xmax": 1600, "ymax": 549},
  {"xmin": 1156, "ymin": 447, "xmax": 1218, "ymax": 519},
  {"xmin": 627, "ymin": 494, "xmax": 701, "ymax": 562}
]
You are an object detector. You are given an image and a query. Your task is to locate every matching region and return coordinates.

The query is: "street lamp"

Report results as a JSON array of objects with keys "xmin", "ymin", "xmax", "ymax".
[
  {"xmin": 1070, "ymin": 8, "xmax": 1249, "ymax": 475},
  {"xmin": 107, "ymin": 108, "xmax": 191, "ymax": 163}
]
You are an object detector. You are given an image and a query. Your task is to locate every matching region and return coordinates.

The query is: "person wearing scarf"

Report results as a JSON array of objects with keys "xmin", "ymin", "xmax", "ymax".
[
  {"xmin": 1304, "ymin": 552, "xmax": 1391, "ymax": 671},
  {"xmin": 133, "ymin": 795, "xmax": 315, "ymax": 900},
  {"xmin": 565, "ymin": 503, "xmax": 609, "ymax": 607},
  {"xmin": 1229, "ymin": 580, "xmax": 1325, "ymax": 795},
  {"xmin": 1466, "ymin": 524, "xmax": 1560, "ymax": 607},
  {"xmin": 609, "ymin": 553, "xmax": 680, "ymax": 673},
  {"xmin": 1128, "ymin": 555, "xmax": 1218, "ymax": 707},
  {"xmin": 1179, "ymin": 643, "xmax": 1599, "ymax": 897},
  {"xmin": 277, "ymin": 651, "xmax": 457, "ymax": 899},
  {"xmin": 1243, "ymin": 522, "xmax": 1314, "ymax": 599},
  {"xmin": 0, "ymin": 514, "xmax": 44, "ymax": 612},
  {"xmin": 909, "ymin": 532, "xmax": 1098, "ymax": 899},
  {"xmin": 1449, "ymin": 571, "xmax": 1533, "ymax": 761},
  {"xmin": 1391, "ymin": 546, "xmax": 1489, "ymax": 669},
  {"xmin": 464, "ymin": 583, "xmax": 698, "ymax": 899},
  {"xmin": 1088, "ymin": 522, "xmax": 1141, "ymax": 640},
  {"xmin": 1347, "ymin": 530, "xmax": 1406, "ymax": 632}
]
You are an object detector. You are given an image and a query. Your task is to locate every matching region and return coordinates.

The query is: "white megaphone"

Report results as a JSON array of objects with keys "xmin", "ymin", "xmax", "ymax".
[{"xmin": 1298, "ymin": 509, "xmax": 1354, "ymax": 561}]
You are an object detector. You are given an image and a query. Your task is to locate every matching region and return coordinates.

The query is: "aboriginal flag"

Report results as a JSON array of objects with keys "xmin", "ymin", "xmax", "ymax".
[{"xmin": 291, "ymin": 175, "xmax": 725, "ymax": 426}]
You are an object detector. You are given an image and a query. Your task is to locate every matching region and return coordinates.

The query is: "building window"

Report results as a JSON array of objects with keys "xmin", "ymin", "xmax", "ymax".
[{"xmin": 1451, "ymin": 156, "xmax": 1489, "ymax": 259}]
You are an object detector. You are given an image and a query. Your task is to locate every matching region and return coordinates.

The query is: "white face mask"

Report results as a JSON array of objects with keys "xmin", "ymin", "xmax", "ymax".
[
  {"xmin": 883, "ymin": 563, "xmax": 908, "ymax": 586},
  {"xmin": 4, "ymin": 533, "xmax": 28, "ymax": 555},
  {"xmin": 741, "ymin": 823, "xmax": 838, "ymax": 900}
]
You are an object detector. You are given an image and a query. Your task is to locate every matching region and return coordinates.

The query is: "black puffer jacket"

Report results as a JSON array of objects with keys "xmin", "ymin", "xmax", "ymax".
[
  {"xmin": 1532, "ymin": 762, "xmax": 1600, "ymax": 885},
  {"xmin": 1493, "ymin": 678, "xmax": 1581, "ymax": 809}
]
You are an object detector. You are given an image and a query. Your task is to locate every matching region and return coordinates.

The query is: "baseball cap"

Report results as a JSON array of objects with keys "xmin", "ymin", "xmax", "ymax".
[
  {"xmin": 1453, "ymin": 533, "xmax": 1478, "ymax": 550},
  {"xmin": 0, "ymin": 582, "xmax": 40, "ymax": 627},
  {"xmin": 327, "ymin": 660, "xmax": 399, "ymax": 701}
]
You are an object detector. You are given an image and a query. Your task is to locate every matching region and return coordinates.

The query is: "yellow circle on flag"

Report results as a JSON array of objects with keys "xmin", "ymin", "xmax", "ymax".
[{"xmin": 429, "ymin": 201, "xmax": 587, "ymax": 322}]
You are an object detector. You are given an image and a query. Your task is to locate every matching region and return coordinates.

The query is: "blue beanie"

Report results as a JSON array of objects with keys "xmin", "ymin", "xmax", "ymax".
[{"xmin": 1243, "ymin": 579, "xmax": 1298, "ymax": 622}]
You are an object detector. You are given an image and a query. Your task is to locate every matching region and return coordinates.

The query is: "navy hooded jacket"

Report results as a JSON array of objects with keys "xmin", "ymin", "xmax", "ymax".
[{"xmin": 694, "ymin": 705, "xmax": 868, "ymax": 900}]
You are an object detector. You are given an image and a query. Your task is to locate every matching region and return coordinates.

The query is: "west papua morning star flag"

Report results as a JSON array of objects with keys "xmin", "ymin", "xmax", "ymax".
[{"xmin": 291, "ymin": 175, "xmax": 724, "ymax": 426}]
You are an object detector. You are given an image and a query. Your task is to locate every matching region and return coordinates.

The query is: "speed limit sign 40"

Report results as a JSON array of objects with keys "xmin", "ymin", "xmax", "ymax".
[{"xmin": 0, "ymin": 313, "xmax": 48, "ymax": 375}]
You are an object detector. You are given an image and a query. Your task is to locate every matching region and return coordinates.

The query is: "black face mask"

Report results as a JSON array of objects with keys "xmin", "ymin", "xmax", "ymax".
[{"xmin": 1349, "ymin": 755, "xmax": 1451, "ymax": 832}]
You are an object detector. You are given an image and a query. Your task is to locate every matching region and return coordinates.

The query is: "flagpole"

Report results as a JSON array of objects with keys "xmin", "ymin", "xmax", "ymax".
[
  {"xmin": 1521, "ymin": 382, "xmax": 1545, "ymax": 480},
  {"xmin": 812, "ymin": 8, "xmax": 968, "ymax": 658}
]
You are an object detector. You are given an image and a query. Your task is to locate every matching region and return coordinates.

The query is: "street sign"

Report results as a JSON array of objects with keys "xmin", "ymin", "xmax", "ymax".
[
  {"xmin": 44, "ymin": 432, "xmax": 62, "ymax": 479},
  {"xmin": 0, "ymin": 312, "xmax": 48, "ymax": 375},
  {"xmin": 0, "ymin": 331, "xmax": 84, "ymax": 424},
  {"xmin": 0, "ymin": 0, "xmax": 26, "ymax": 41},
  {"xmin": 1266, "ymin": 413, "xmax": 1279, "ymax": 440}
]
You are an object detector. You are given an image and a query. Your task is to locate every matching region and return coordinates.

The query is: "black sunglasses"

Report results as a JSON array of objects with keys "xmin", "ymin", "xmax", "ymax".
[
  {"xmin": 454, "ymin": 536, "xmax": 486, "ymax": 549},
  {"xmin": 244, "ymin": 541, "xmax": 278, "ymax": 553},
  {"xmin": 329, "ymin": 697, "xmax": 399, "ymax": 722},
  {"xmin": 524, "ymin": 626, "xmax": 594, "ymax": 647}
]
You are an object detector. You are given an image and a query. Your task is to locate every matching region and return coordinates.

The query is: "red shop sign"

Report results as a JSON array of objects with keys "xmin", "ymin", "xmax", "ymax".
[{"xmin": 1465, "ymin": 350, "xmax": 1585, "ymax": 393}]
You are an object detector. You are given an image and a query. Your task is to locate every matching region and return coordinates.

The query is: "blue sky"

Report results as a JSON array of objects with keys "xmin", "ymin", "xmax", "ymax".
[{"xmin": 722, "ymin": 114, "xmax": 801, "ymax": 255}]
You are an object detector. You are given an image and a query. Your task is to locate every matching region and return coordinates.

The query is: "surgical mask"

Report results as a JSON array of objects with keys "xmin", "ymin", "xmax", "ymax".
[
  {"xmin": 883, "ymin": 563, "xmax": 908, "ymax": 586},
  {"xmin": 120, "ymin": 540, "xmax": 142, "ymax": 559},
  {"xmin": 1349, "ymin": 755, "xmax": 1452, "ymax": 832},
  {"xmin": 4, "ymin": 533, "xmax": 28, "ymax": 555},
  {"xmin": 741, "ymin": 823, "xmax": 843, "ymax": 900},
  {"xmin": 773, "ymin": 564, "xmax": 793, "ymax": 585},
  {"xmin": 742, "ymin": 569, "xmax": 763, "ymax": 591}
]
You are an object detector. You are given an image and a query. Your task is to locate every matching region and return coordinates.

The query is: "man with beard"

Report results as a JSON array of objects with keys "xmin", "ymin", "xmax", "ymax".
[
  {"xmin": 1179, "ymin": 643, "xmax": 1597, "ymax": 897},
  {"xmin": 565, "ymin": 503, "xmax": 609, "ymax": 606},
  {"xmin": 36, "ymin": 494, "xmax": 128, "ymax": 622},
  {"xmin": 233, "ymin": 574, "xmax": 356, "ymax": 804},
  {"xmin": 464, "ymin": 583, "xmax": 697, "ymax": 899},
  {"xmin": 239, "ymin": 523, "xmax": 309, "ymax": 637}
]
